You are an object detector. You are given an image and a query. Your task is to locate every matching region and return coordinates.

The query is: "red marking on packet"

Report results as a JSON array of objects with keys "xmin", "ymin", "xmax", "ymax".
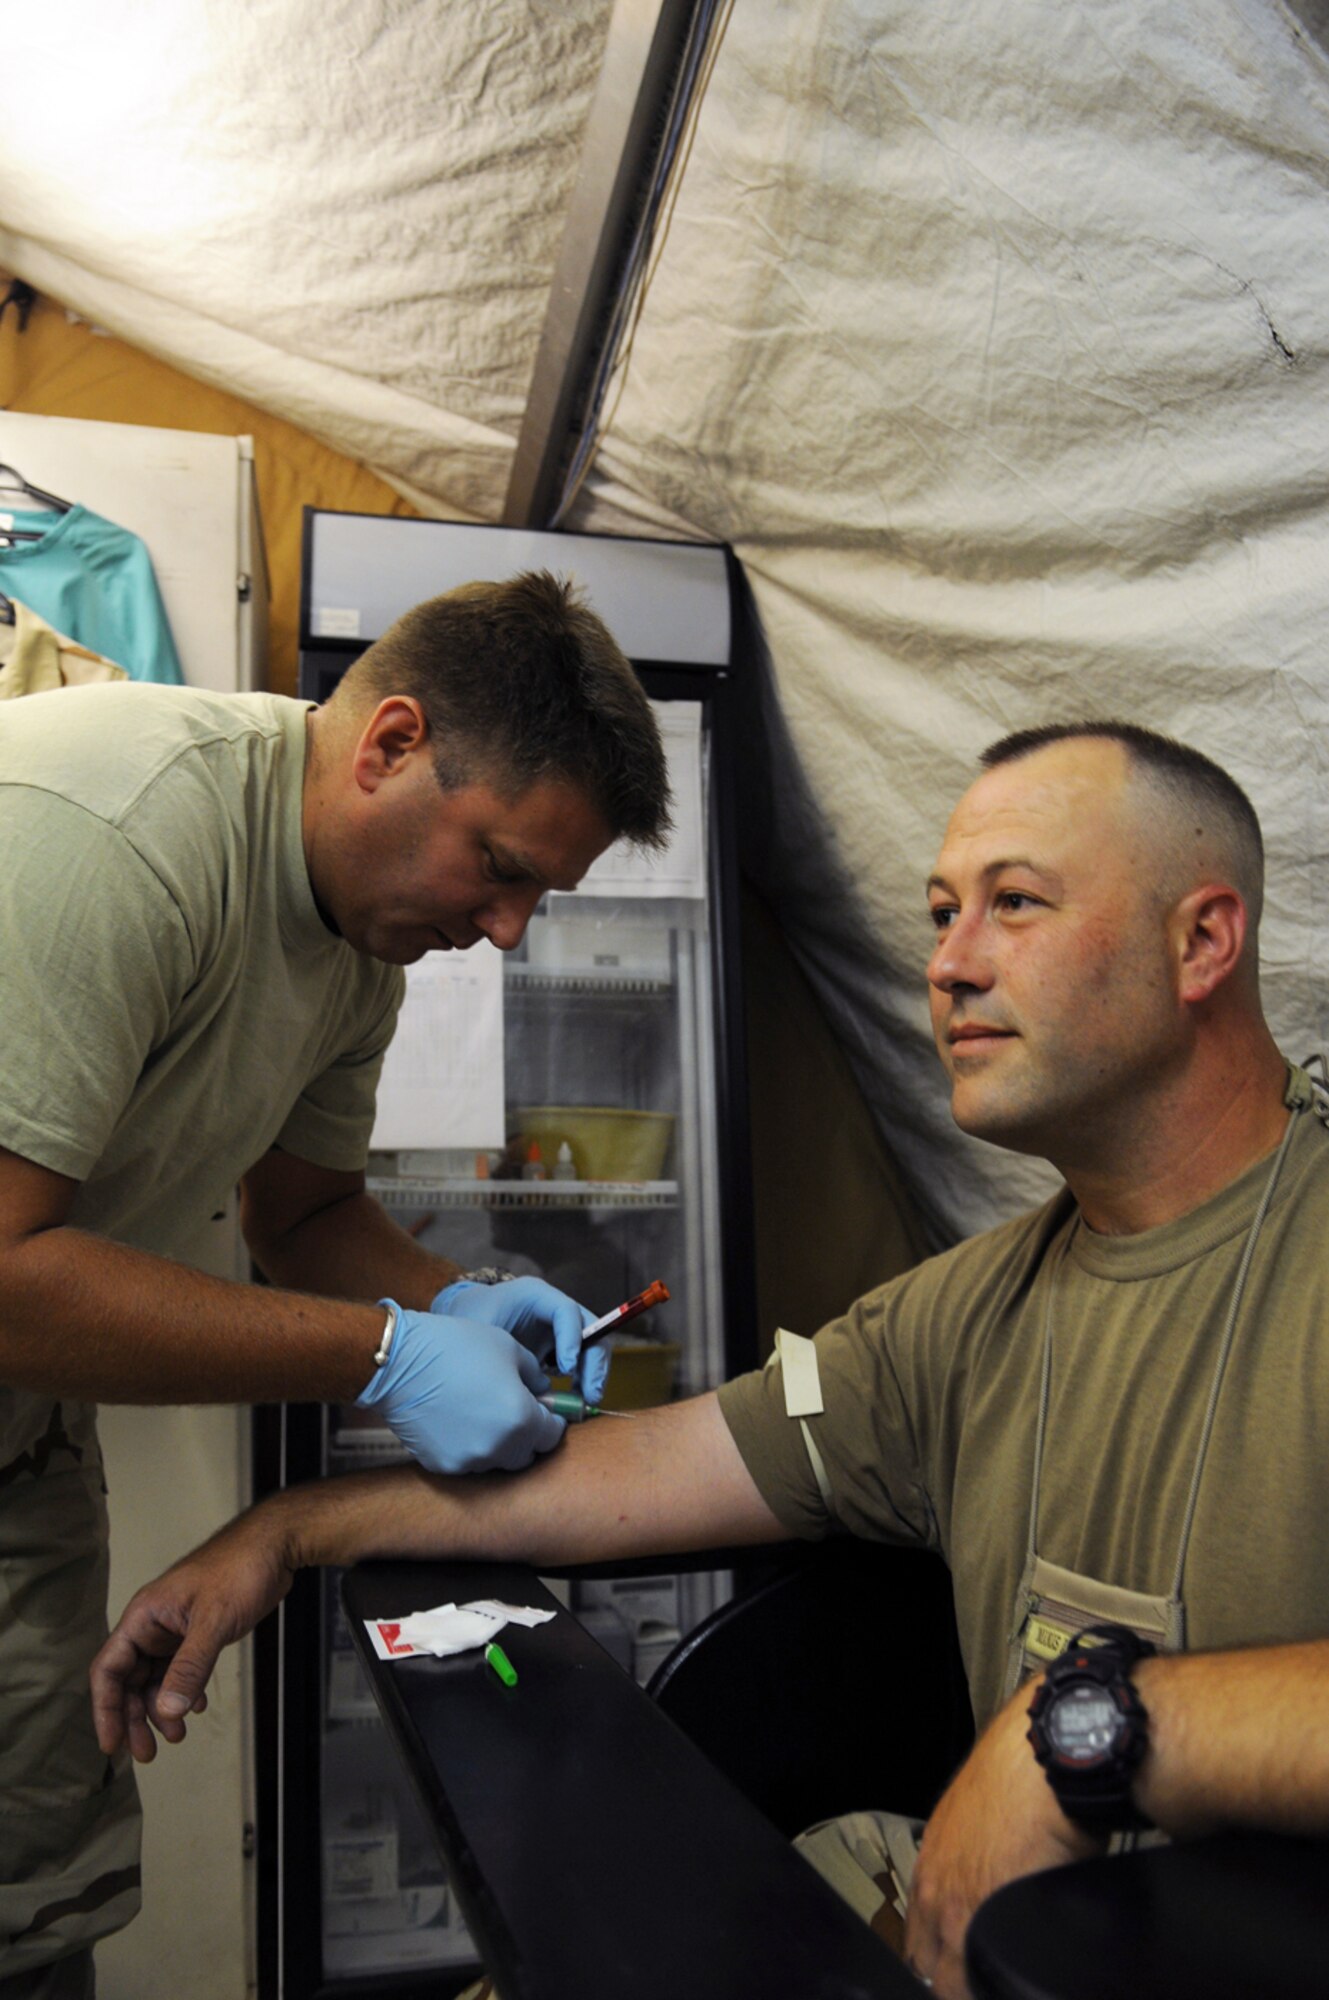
[{"xmin": 373, "ymin": 1621, "xmax": 414, "ymax": 1656}]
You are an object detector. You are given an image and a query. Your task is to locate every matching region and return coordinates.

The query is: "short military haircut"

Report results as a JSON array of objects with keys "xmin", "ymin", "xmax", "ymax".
[
  {"xmin": 980, "ymin": 720, "xmax": 1265, "ymax": 924},
  {"xmin": 334, "ymin": 571, "xmax": 672, "ymax": 849}
]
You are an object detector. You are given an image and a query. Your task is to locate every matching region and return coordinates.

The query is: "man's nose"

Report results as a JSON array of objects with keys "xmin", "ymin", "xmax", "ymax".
[
  {"xmin": 477, "ymin": 885, "xmax": 544, "ymax": 952},
  {"xmin": 927, "ymin": 911, "xmax": 992, "ymax": 994}
]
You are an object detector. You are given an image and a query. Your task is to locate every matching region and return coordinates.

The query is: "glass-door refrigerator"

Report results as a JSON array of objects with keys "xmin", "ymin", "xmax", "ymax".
[{"xmin": 253, "ymin": 513, "xmax": 756, "ymax": 1999}]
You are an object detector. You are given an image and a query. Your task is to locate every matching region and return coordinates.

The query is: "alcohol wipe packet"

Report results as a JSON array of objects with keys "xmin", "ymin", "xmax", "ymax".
[{"xmin": 365, "ymin": 1598, "xmax": 555, "ymax": 1661}]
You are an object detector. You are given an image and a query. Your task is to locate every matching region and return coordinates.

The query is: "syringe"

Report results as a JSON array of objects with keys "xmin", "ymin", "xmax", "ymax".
[{"xmin": 579, "ymin": 1278, "xmax": 670, "ymax": 1349}]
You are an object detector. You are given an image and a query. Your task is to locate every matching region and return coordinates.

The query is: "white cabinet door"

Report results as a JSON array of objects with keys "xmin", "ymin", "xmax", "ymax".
[
  {"xmin": 0, "ymin": 408, "xmax": 268, "ymax": 692},
  {"xmin": 1, "ymin": 410, "xmax": 263, "ymax": 1999}
]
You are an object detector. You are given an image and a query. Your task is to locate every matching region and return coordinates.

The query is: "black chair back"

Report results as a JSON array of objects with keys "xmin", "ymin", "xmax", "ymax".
[{"xmin": 648, "ymin": 1539, "xmax": 974, "ymax": 1838}]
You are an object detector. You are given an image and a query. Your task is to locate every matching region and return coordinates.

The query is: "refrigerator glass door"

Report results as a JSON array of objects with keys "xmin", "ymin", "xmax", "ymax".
[{"xmin": 312, "ymin": 696, "xmax": 731, "ymax": 1984}]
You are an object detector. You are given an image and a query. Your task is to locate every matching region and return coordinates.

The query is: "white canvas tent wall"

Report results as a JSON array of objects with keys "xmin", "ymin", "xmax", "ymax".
[{"xmin": 5, "ymin": 0, "xmax": 1329, "ymax": 1253}]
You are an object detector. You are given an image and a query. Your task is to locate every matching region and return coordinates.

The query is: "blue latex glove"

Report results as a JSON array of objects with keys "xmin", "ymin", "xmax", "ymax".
[
  {"xmin": 356, "ymin": 1302, "xmax": 566, "ymax": 1474},
  {"xmin": 431, "ymin": 1277, "xmax": 610, "ymax": 1404}
]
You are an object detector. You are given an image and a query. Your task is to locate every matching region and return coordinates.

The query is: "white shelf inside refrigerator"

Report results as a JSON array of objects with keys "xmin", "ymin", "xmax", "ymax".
[
  {"xmin": 366, "ymin": 1176, "xmax": 679, "ymax": 1210},
  {"xmin": 504, "ymin": 967, "xmax": 672, "ymax": 996}
]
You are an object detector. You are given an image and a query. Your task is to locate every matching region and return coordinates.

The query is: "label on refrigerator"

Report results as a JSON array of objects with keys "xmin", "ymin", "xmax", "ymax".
[
  {"xmin": 312, "ymin": 605, "xmax": 362, "ymax": 638},
  {"xmin": 371, "ymin": 941, "xmax": 505, "ymax": 1149}
]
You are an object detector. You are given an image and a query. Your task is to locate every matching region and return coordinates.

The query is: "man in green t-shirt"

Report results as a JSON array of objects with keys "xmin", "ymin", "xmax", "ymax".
[
  {"xmin": 93, "ymin": 722, "xmax": 1329, "ymax": 2000},
  {"xmin": 0, "ymin": 571, "xmax": 671, "ymax": 1993}
]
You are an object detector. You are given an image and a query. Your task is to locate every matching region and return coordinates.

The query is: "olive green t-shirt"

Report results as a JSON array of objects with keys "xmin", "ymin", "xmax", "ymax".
[
  {"xmin": 0, "ymin": 683, "xmax": 404, "ymax": 1965},
  {"xmin": 0, "ymin": 682, "xmax": 404, "ymax": 1258},
  {"xmin": 719, "ymin": 1101, "xmax": 1329, "ymax": 1731}
]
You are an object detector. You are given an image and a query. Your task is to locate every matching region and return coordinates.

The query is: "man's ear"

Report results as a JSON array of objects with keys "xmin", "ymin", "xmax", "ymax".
[
  {"xmin": 350, "ymin": 697, "xmax": 429, "ymax": 793},
  {"xmin": 1173, "ymin": 883, "xmax": 1248, "ymax": 1005}
]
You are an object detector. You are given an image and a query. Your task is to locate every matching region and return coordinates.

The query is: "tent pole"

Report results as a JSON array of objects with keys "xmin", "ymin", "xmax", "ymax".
[{"xmin": 502, "ymin": 0, "xmax": 701, "ymax": 529}]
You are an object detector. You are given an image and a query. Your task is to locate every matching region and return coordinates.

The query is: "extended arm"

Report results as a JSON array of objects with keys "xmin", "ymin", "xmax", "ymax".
[
  {"xmin": 241, "ymin": 1146, "xmax": 606, "ymax": 1398},
  {"xmin": 0, "ymin": 1144, "xmax": 586, "ymax": 1465},
  {"xmin": 91, "ymin": 1391, "xmax": 787, "ymax": 1760},
  {"xmin": 0, "ymin": 1145, "xmax": 391, "ymax": 1403},
  {"xmin": 905, "ymin": 1640, "xmax": 1329, "ymax": 1998}
]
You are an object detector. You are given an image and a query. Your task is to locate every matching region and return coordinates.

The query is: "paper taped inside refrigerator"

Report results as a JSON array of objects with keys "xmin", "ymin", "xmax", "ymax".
[{"xmin": 6, "ymin": 0, "xmax": 1329, "ymax": 1243}]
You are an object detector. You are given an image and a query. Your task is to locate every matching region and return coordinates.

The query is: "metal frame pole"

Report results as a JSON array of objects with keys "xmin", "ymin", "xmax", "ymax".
[{"xmin": 502, "ymin": 0, "xmax": 700, "ymax": 529}]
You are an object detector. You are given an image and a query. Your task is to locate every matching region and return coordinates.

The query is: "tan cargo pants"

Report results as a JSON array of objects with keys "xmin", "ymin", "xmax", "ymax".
[{"xmin": 0, "ymin": 1395, "xmax": 140, "ymax": 1983}]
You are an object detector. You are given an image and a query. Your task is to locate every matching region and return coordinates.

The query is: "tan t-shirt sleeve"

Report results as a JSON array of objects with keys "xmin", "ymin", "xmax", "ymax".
[
  {"xmin": 0, "ymin": 791, "xmax": 194, "ymax": 1179},
  {"xmin": 272, "ymin": 967, "xmax": 405, "ymax": 1172},
  {"xmin": 718, "ymin": 1281, "xmax": 941, "ymax": 1551}
]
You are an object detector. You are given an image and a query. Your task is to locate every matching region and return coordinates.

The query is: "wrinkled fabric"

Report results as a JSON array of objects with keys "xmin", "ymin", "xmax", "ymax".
[
  {"xmin": 0, "ymin": 1, "xmax": 612, "ymax": 519},
  {"xmin": 5, "ymin": 0, "xmax": 1329, "ymax": 1239},
  {"xmin": 576, "ymin": 0, "xmax": 1329, "ymax": 1238}
]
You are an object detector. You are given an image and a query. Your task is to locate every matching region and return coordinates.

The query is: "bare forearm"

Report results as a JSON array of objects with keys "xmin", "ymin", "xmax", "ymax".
[
  {"xmin": 91, "ymin": 1396, "xmax": 788, "ymax": 1764},
  {"xmin": 0, "ymin": 1223, "xmax": 386, "ymax": 1403},
  {"xmin": 256, "ymin": 1396, "xmax": 786, "ymax": 1574},
  {"xmin": 245, "ymin": 1186, "xmax": 462, "ymax": 1308},
  {"xmin": 1134, "ymin": 1641, "xmax": 1329, "ymax": 1839}
]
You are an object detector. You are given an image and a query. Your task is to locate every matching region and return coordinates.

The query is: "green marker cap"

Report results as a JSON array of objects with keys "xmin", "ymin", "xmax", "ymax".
[{"xmin": 485, "ymin": 1641, "xmax": 518, "ymax": 1687}]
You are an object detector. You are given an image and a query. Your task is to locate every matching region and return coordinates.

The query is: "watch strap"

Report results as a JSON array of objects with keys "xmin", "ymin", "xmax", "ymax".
[{"xmin": 1072, "ymin": 1623, "xmax": 1157, "ymax": 1669}]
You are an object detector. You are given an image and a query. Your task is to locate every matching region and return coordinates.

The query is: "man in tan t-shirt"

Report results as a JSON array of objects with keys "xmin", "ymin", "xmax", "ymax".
[
  {"xmin": 0, "ymin": 573, "xmax": 671, "ymax": 1995},
  {"xmin": 92, "ymin": 722, "xmax": 1329, "ymax": 2000}
]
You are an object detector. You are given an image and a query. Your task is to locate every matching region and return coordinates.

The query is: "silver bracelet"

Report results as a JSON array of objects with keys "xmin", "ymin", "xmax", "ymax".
[
  {"xmin": 372, "ymin": 1301, "xmax": 398, "ymax": 1368},
  {"xmin": 461, "ymin": 1267, "xmax": 517, "ymax": 1285}
]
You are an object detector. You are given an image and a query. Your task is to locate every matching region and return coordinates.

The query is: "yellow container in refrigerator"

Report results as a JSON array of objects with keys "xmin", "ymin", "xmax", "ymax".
[{"xmin": 514, "ymin": 1106, "xmax": 674, "ymax": 1181}]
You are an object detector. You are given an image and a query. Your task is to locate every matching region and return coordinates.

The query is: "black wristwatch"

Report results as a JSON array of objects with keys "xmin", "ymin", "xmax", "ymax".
[{"xmin": 1026, "ymin": 1624, "xmax": 1156, "ymax": 1834}]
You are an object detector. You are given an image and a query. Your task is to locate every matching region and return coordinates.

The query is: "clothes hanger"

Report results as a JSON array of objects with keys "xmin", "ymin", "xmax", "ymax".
[{"xmin": 0, "ymin": 462, "xmax": 73, "ymax": 514}]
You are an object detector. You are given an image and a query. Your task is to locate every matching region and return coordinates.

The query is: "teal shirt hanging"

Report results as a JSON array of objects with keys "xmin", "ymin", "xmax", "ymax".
[{"xmin": 0, "ymin": 505, "xmax": 184, "ymax": 685}]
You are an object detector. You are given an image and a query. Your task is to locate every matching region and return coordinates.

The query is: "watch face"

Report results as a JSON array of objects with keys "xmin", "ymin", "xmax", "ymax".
[{"xmin": 1047, "ymin": 1683, "xmax": 1119, "ymax": 1763}]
